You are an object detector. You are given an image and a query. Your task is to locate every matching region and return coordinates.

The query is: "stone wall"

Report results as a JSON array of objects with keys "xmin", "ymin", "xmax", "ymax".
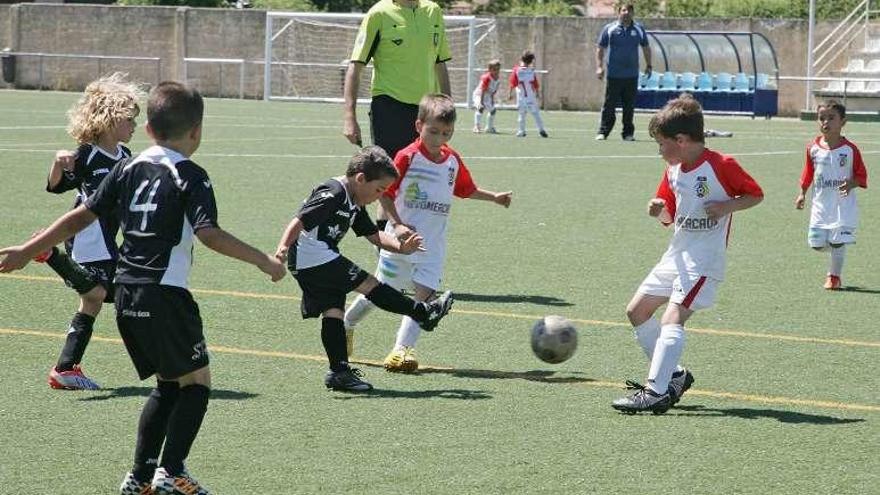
[{"xmin": 0, "ymin": 4, "xmax": 847, "ymax": 115}]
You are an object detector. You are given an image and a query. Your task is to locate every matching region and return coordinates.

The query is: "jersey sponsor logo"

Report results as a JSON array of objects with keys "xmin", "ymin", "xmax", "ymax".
[
  {"xmin": 447, "ymin": 167, "xmax": 455, "ymax": 186},
  {"xmin": 348, "ymin": 264, "xmax": 361, "ymax": 281},
  {"xmin": 191, "ymin": 340, "xmax": 207, "ymax": 361},
  {"xmin": 405, "ymin": 182, "xmax": 428, "ymax": 202},
  {"xmin": 676, "ymin": 216, "xmax": 719, "ymax": 231},
  {"xmin": 336, "ymin": 210, "xmax": 351, "ymax": 218},
  {"xmin": 121, "ymin": 309, "xmax": 151, "ymax": 318},
  {"xmin": 813, "ymin": 174, "xmax": 847, "ymax": 190},
  {"xmin": 92, "ymin": 168, "xmax": 110, "ymax": 176},
  {"xmin": 326, "ymin": 224, "xmax": 342, "ymax": 240},
  {"xmin": 694, "ymin": 176, "xmax": 710, "ymax": 198}
]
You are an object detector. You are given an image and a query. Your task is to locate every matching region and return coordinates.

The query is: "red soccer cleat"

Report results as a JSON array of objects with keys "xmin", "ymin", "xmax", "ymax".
[{"xmin": 823, "ymin": 275, "xmax": 842, "ymax": 290}]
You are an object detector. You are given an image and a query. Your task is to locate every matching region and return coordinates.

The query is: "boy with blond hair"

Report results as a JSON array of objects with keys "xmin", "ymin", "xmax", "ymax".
[{"xmin": 614, "ymin": 94, "xmax": 763, "ymax": 414}]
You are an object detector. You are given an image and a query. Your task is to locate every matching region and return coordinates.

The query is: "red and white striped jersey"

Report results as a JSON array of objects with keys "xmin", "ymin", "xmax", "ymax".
[
  {"xmin": 384, "ymin": 139, "xmax": 478, "ymax": 263},
  {"xmin": 509, "ymin": 64, "xmax": 540, "ymax": 102},
  {"xmin": 654, "ymin": 149, "xmax": 763, "ymax": 280},
  {"xmin": 800, "ymin": 136, "xmax": 867, "ymax": 229}
]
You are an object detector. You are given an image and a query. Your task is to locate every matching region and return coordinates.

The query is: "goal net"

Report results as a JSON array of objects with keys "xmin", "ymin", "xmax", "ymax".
[{"xmin": 263, "ymin": 12, "xmax": 498, "ymax": 107}]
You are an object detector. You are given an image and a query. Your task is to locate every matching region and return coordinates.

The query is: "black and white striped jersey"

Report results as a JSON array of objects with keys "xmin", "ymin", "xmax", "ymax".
[
  {"xmin": 290, "ymin": 177, "xmax": 378, "ymax": 270},
  {"xmin": 85, "ymin": 145, "xmax": 219, "ymax": 288},
  {"xmin": 47, "ymin": 143, "xmax": 131, "ymax": 263}
]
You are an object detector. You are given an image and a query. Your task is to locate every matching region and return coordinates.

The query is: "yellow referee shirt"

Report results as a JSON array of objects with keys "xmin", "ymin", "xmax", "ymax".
[{"xmin": 350, "ymin": 0, "xmax": 452, "ymax": 105}]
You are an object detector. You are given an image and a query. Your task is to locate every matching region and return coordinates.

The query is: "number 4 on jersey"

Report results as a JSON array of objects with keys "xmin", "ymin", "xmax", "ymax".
[{"xmin": 130, "ymin": 179, "xmax": 160, "ymax": 231}]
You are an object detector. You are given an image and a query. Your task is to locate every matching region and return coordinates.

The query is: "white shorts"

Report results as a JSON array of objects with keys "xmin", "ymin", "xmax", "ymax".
[
  {"xmin": 375, "ymin": 254, "xmax": 443, "ymax": 292},
  {"xmin": 473, "ymin": 93, "xmax": 496, "ymax": 112},
  {"xmin": 808, "ymin": 227, "xmax": 856, "ymax": 248},
  {"xmin": 637, "ymin": 268, "xmax": 720, "ymax": 311}
]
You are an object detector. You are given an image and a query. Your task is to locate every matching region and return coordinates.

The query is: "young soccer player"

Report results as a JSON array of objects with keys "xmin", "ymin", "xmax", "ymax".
[
  {"xmin": 275, "ymin": 146, "xmax": 455, "ymax": 392},
  {"xmin": 507, "ymin": 50, "xmax": 548, "ymax": 138},
  {"xmin": 472, "ymin": 59, "xmax": 502, "ymax": 134},
  {"xmin": 795, "ymin": 100, "xmax": 867, "ymax": 290},
  {"xmin": 34, "ymin": 73, "xmax": 143, "ymax": 391},
  {"xmin": 614, "ymin": 94, "xmax": 763, "ymax": 414},
  {"xmin": 0, "ymin": 81, "xmax": 286, "ymax": 495},
  {"xmin": 344, "ymin": 94, "xmax": 512, "ymax": 372}
]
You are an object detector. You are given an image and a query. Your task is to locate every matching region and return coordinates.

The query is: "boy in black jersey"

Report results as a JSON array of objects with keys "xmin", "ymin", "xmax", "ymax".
[
  {"xmin": 275, "ymin": 146, "xmax": 454, "ymax": 392},
  {"xmin": 35, "ymin": 73, "xmax": 143, "ymax": 391},
  {"xmin": 0, "ymin": 81, "xmax": 286, "ymax": 495}
]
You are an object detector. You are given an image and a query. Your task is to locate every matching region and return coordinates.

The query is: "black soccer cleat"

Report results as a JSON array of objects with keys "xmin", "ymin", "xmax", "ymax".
[
  {"xmin": 668, "ymin": 368, "xmax": 695, "ymax": 406},
  {"xmin": 324, "ymin": 367, "xmax": 373, "ymax": 392},
  {"xmin": 611, "ymin": 380, "xmax": 672, "ymax": 415},
  {"xmin": 539, "ymin": 130, "xmax": 549, "ymax": 138},
  {"xmin": 419, "ymin": 290, "xmax": 454, "ymax": 332}
]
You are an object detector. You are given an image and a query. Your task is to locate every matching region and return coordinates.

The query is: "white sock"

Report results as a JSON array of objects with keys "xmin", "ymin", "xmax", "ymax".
[
  {"xmin": 647, "ymin": 324, "xmax": 686, "ymax": 394},
  {"xmin": 487, "ymin": 111, "xmax": 496, "ymax": 129},
  {"xmin": 474, "ymin": 110, "xmax": 482, "ymax": 128},
  {"xmin": 343, "ymin": 295, "xmax": 374, "ymax": 329},
  {"xmin": 830, "ymin": 245, "xmax": 846, "ymax": 276},
  {"xmin": 531, "ymin": 108, "xmax": 546, "ymax": 132},
  {"xmin": 634, "ymin": 317, "xmax": 661, "ymax": 360},
  {"xmin": 394, "ymin": 316, "xmax": 421, "ymax": 349}
]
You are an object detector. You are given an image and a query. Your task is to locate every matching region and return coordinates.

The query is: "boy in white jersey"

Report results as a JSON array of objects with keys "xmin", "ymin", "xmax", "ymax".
[
  {"xmin": 507, "ymin": 50, "xmax": 548, "ymax": 138},
  {"xmin": 472, "ymin": 59, "xmax": 502, "ymax": 134},
  {"xmin": 344, "ymin": 94, "xmax": 512, "ymax": 372},
  {"xmin": 795, "ymin": 100, "xmax": 867, "ymax": 290},
  {"xmin": 613, "ymin": 94, "xmax": 763, "ymax": 414}
]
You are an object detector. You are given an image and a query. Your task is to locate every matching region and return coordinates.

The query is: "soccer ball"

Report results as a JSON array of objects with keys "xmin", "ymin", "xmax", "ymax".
[{"xmin": 530, "ymin": 315, "xmax": 578, "ymax": 364}]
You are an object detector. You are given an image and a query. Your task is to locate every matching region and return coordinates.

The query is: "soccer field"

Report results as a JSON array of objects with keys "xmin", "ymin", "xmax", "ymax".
[{"xmin": 0, "ymin": 90, "xmax": 878, "ymax": 494}]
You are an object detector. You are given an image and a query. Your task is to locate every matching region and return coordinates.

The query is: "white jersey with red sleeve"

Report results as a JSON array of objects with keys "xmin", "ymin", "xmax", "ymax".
[
  {"xmin": 383, "ymin": 139, "xmax": 478, "ymax": 264},
  {"xmin": 472, "ymin": 72, "xmax": 500, "ymax": 109},
  {"xmin": 800, "ymin": 136, "xmax": 867, "ymax": 229},
  {"xmin": 509, "ymin": 64, "xmax": 539, "ymax": 103},
  {"xmin": 654, "ymin": 149, "xmax": 764, "ymax": 281}
]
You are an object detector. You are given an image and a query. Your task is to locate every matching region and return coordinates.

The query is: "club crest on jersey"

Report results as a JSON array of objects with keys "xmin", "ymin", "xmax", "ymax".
[
  {"xmin": 839, "ymin": 154, "xmax": 847, "ymax": 168},
  {"xmin": 348, "ymin": 265, "xmax": 361, "ymax": 281},
  {"xmin": 326, "ymin": 224, "xmax": 342, "ymax": 240},
  {"xmin": 694, "ymin": 176, "xmax": 710, "ymax": 198}
]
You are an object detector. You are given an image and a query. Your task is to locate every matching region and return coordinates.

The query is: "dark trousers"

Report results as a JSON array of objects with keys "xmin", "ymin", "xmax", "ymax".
[
  {"xmin": 598, "ymin": 77, "xmax": 638, "ymax": 138},
  {"xmin": 369, "ymin": 94, "xmax": 419, "ymax": 160}
]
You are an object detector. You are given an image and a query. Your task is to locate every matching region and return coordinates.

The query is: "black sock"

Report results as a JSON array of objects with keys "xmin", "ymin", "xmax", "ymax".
[
  {"xmin": 365, "ymin": 283, "xmax": 427, "ymax": 323},
  {"xmin": 321, "ymin": 317, "xmax": 348, "ymax": 372},
  {"xmin": 160, "ymin": 384, "xmax": 210, "ymax": 476},
  {"xmin": 132, "ymin": 381, "xmax": 180, "ymax": 482},
  {"xmin": 376, "ymin": 219, "xmax": 388, "ymax": 231},
  {"xmin": 56, "ymin": 312, "xmax": 95, "ymax": 371}
]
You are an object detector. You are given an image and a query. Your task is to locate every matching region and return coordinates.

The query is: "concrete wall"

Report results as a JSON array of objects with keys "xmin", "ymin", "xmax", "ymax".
[{"xmin": 1, "ymin": 4, "xmax": 847, "ymax": 115}]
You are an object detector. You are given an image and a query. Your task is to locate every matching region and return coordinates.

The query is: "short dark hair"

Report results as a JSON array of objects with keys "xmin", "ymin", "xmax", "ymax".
[
  {"xmin": 648, "ymin": 93, "xmax": 705, "ymax": 143},
  {"xmin": 619, "ymin": 3, "xmax": 634, "ymax": 12},
  {"xmin": 417, "ymin": 94, "xmax": 456, "ymax": 125},
  {"xmin": 818, "ymin": 99, "xmax": 846, "ymax": 119},
  {"xmin": 521, "ymin": 50, "xmax": 535, "ymax": 65},
  {"xmin": 346, "ymin": 146, "xmax": 399, "ymax": 181},
  {"xmin": 147, "ymin": 81, "xmax": 204, "ymax": 141}
]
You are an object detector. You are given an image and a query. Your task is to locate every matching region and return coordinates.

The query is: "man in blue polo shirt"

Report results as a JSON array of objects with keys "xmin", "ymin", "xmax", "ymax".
[{"xmin": 595, "ymin": 3, "xmax": 651, "ymax": 141}]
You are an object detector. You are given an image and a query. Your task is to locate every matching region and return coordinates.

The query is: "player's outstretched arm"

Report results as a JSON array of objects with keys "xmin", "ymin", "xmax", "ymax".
[
  {"xmin": 367, "ymin": 231, "xmax": 425, "ymax": 255},
  {"xmin": 0, "ymin": 205, "xmax": 96, "ymax": 272},
  {"xmin": 468, "ymin": 188, "xmax": 512, "ymax": 208},
  {"xmin": 378, "ymin": 195, "xmax": 416, "ymax": 238},
  {"xmin": 196, "ymin": 227, "xmax": 285, "ymax": 282}
]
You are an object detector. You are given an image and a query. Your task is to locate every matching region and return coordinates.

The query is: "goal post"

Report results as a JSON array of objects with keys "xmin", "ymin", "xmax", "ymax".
[{"xmin": 263, "ymin": 11, "xmax": 499, "ymax": 107}]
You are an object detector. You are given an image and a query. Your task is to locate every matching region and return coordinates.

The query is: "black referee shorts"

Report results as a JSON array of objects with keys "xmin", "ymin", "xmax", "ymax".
[
  {"xmin": 292, "ymin": 256, "xmax": 369, "ymax": 319},
  {"xmin": 369, "ymin": 94, "xmax": 419, "ymax": 160},
  {"xmin": 115, "ymin": 284, "xmax": 209, "ymax": 380}
]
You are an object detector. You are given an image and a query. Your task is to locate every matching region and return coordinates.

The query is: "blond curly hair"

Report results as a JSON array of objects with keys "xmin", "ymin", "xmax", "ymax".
[{"xmin": 67, "ymin": 72, "xmax": 145, "ymax": 144}]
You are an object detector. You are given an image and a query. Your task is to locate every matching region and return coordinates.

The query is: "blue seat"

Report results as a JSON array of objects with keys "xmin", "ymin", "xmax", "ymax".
[
  {"xmin": 733, "ymin": 72, "xmax": 750, "ymax": 92},
  {"xmin": 714, "ymin": 72, "xmax": 734, "ymax": 91},
  {"xmin": 640, "ymin": 71, "xmax": 660, "ymax": 90},
  {"xmin": 659, "ymin": 72, "xmax": 678, "ymax": 90},
  {"xmin": 697, "ymin": 72, "xmax": 713, "ymax": 91},
  {"xmin": 679, "ymin": 72, "xmax": 697, "ymax": 91},
  {"xmin": 756, "ymin": 73, "xmax": 771, "ymax": 89}
]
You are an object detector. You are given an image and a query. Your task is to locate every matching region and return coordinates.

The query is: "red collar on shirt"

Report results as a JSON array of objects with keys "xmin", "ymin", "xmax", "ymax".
[
  {"xmin": 679, "ymin": 148, "xmax": 711, "ymax": 173},
  {"xmin": 814, "ymin": 135, "xmax": 849, "ymax": 150},
  {"xmin": 416, "ymin": 138, "xmax": 450, "ymax": 164}
]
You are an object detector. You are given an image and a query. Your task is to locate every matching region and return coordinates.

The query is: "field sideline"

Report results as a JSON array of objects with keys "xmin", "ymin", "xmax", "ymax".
[{"xmin": 0, "ymin": 90, "xmax": 877, "ymax": 494}]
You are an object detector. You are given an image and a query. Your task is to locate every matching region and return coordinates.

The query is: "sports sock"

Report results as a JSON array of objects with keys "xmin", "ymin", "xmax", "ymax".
[
  {"xmin": 647, "ymin": 324, "xmax": 686, "ymax": 394},
  {"xmin": 132, "ymin": 381, "xmax": 180, "ymax": 482},
  {"xmin": 321, "ymin": 317, "xmax": 349, "ymax": 372},
  {"xmin": 394, "ymin": 316, "xmax": 422, "ymax": 349},
  {"xmin": 160, "ymin": 384, "xmax": 210, "ymax": 476},
  {"xmin": 365, "ymin": 283, "xmax": 427, "ymax": 323},
  {"xmin": 830, "ymin": 245, "xmax": 846, "ymax": 276},
  {"xmin": 474, "ymin": 110, "xmax": 482, "ymax": 128},
  {"xmin": 487, "ymin": 110, "xmax": 496, "ymax": 129},
  {"xmin": 344, "ymin": 295, "xmax": 375, "ymax": 329},
  {"xmin": 56, "ymin": 312, "xmax": 95, "ymax": 371},
  {"xmin": 633, "ymin": 317, "xmax": 660, "ymax": 361},
  {"xmin": 532, "ymin": 107, "xmax": 546, "ymax": 132}
]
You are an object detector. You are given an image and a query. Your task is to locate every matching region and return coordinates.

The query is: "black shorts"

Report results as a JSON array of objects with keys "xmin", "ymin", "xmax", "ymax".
[
  {"xmin": 115, "ymin": 284, "xmax": 208, "ymax": 380},
  {"xmin": 50, "ymin": 253, "xmax": 116, "ymax": 302},
  {"xmin": 369, "ymin": 94, "xmax": 419, "ymax": 160},
  {"xmin": 292, "ymin": 256, "xmax": 369, "ymax": 319}
]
